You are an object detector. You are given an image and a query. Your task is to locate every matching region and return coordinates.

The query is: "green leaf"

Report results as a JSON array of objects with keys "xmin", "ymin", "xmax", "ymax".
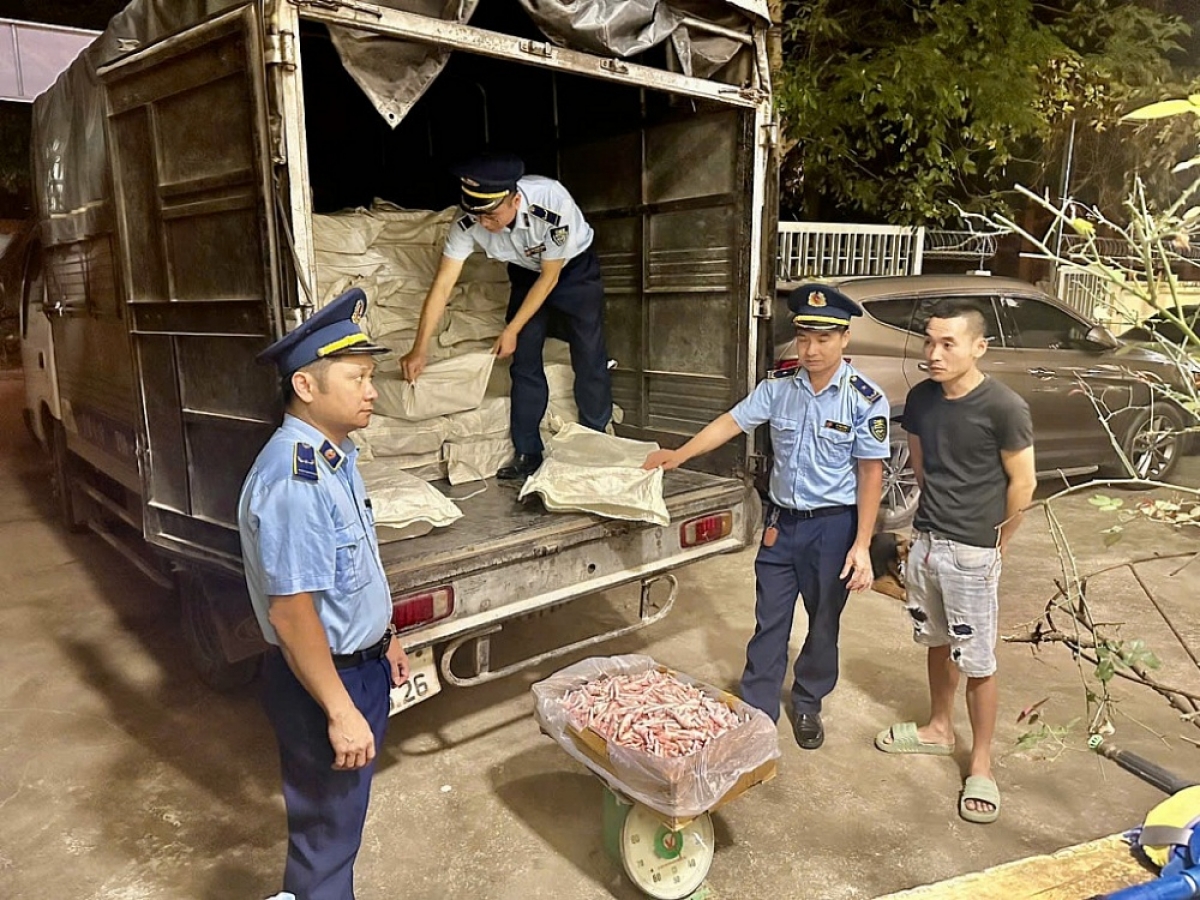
[
  {"xmin": 1014, "ymin": 730, "xmax": 1043, "ymax": 751},
  {"xmin": 1095, "ymin": 658, "xmax": 1116, "ymax": 683},
  {"xmin": 1089, "ymin": 495, "xmax": 1113, "ymax": 506}
]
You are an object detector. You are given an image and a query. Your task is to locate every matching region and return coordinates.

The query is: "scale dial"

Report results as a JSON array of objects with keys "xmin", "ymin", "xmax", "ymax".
[{"xmin": 619, "ymin": 805, "xmax": 714, "ymax": 899}]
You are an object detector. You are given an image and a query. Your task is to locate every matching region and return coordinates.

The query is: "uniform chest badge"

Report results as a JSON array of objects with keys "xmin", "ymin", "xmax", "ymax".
[
  {"xmin": 550, "ymin": 225, "xmax": 569, "ymax": 246},
  {"xmin": 319, "ymin": 439, "xmax": 345, "ymax": 471},
  {"xmin": 869, "ymin": 416, "xmax": 888, "ymax": 442},
  {"xmin": 823, "ymin": 420, "xmax": 851, "ymax": 434},
  {"xmin": 524, "ymin": 243, "xmax": 547, "ymax": 257}
]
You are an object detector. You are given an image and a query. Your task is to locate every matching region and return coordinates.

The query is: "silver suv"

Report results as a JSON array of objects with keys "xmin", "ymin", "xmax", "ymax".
[{"xmin": 775, "ymin": 275, "xmax": 1196, "ymax": 529}]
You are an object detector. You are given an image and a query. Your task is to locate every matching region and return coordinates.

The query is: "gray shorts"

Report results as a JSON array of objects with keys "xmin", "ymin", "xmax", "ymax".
[{"xmin": 905, "ymin": 532, "xmax": 1002, "ymax": 678}]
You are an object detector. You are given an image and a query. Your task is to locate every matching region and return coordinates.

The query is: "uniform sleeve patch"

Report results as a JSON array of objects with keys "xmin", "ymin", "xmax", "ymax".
[
  {"xmin": 849, "ymin": 374, "xmax": 881, "ymax": 403},
  {"xmin": 869, "ymin": 416, "xmax": 888, "ymax": 442},
  {"xmin": 293, "ymin": 442, "xmax": 319, "ymax": 481},
  {"xmin": 550, "ymin": 225, "xmax": 569, "ymax": 246},
  {"xmin": 528, "ymin": 204, "xmax": 562, "ymax": 227}
]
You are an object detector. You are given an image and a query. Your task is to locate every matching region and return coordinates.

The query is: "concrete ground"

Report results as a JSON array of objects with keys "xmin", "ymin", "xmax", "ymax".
[{"xmin": 2, "ymin": 367, "xmax": 1199, "ymax": 900}]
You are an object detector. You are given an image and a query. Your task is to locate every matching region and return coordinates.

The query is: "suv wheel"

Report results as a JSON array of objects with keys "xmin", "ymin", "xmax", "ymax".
[
  {"xmin": 1118, "ymin": 405, "xmax": 1186, "ymax": 481},
  {"xmin": 880, "ymin": 434, "xmax": 919, "ymax": 531}
]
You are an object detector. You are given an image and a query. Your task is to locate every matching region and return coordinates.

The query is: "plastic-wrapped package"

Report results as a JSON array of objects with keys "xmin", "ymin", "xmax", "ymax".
[
  {"xmin": 445, "ymin": 437, "xmax": 515, "ymax": 484},
  {"xmin": 359, "ymin": 458, "xmax": 462, "ymax": 533},
  {"xmin": 453, "ymin": 280, "xmax": 512, "ymax": 310},
  {"xmin": 532, "ymin": 655, "xmax": 779, "ymax": 823},
  {"xmin": 374, "ymin": 352, "xmax": 495, "ymax": 420},
  {"xmin": 368, "ymin": 202, "xmax": 454, "ymax": 245},
  {"xmin": 357, "ymin": 413, "xmax": 449, "ymax": 457},
  {"xmin": 312, "ymin": 210, "xmax": 385, "ymax": 253},
  {"xmin": 544, "ymin": 362, "xmax": 576, "ymax": 398},
  {"xmin": 365, "ymin": 293, "xmax": 426, "ymax": 331},
  {"xmin": 518, "ymin": 424, "xmax": 669, "ymax": 525},
  {"xmin": 443, "ymin": 395, "xmax": 511, "ymax": 441},
  {"xmin": 545, "ymin": 422, "xmax": 654, "ymax": 467},
  {"xmin": 439, "ymin": 308, "xmax": 508, "ymax": 346}
]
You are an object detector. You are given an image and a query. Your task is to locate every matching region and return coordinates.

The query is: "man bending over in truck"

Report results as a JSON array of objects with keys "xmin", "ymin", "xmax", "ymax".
[
  {"xmin": 239, "ymin": 287, "xmax": 410, "ymax": 900},
  {"xmin": 644, "ymin": 284, "xmax": 888, "ymax": 751},
  {"xmin": 399, "ymin": 152, "xmax": 613, "ymax": 480}
]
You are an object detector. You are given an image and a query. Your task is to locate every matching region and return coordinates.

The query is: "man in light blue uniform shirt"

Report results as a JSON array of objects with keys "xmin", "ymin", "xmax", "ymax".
[
  {"xmin": 400, "ymin": 153, "xmax": 613, "ymax": 480},
  {"xmin": 645, "ymin": 284, "xmax": 889, "ymax": 750},
  {"xmin": 239, "ymin": 287, "xmax": 410, "ymax": 900}
]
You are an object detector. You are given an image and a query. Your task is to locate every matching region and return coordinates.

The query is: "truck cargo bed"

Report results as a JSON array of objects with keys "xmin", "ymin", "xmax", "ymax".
[{"xmin": 378, "ymin": 468, "xmax": 747, "ymax": 592}]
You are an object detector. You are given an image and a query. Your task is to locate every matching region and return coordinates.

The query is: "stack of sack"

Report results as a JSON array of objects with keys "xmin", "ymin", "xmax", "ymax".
[{"xmin": 312, "ymin": 201, "xmax": 621, "ymax": 495}]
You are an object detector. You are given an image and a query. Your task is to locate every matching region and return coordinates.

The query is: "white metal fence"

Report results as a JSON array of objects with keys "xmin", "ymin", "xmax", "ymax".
[
  {"xmin": 777, "ymin": 222, "xmax": 925, "ymax": 281},
  {"xmin": 1056, "ymin": 269, "xmax": 1107, "ymax": 320},
  {"xmin": 775, "ymin": 223, "xmax": 1195, "ymax": 332}
]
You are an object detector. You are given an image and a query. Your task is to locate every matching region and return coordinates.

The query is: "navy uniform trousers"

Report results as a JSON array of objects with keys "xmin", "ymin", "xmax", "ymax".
[
  {"xmin": 262, "ymin": 649, "xmax": 391, "ymax": 900},
  {"xmin": 739, "ymin": 506, "xmax": 858, "ymax": 722},
  {"xmin": 506, "ymin": 248, "xmax": 613, "ymax": 455}
]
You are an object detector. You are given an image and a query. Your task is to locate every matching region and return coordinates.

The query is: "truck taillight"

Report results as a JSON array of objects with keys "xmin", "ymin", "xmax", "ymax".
[
  {"xmin": 680, "ymin": 512, "xmax": 733, "ymax": 548},
  {"xmin": 392, "ymin": 586, "xmax": 454, "ymax": 632}
]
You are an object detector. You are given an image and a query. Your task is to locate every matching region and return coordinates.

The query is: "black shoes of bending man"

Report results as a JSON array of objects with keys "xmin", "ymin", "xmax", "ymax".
[{"xmin": 497, "ymin": 453, "xmax": 543, "ymax": 480}]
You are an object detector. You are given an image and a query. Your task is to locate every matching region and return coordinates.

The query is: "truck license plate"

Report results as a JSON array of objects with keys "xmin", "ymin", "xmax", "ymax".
[{"xmin": 388, "ymin": 646, "xmax": 440, "ymax": 716}]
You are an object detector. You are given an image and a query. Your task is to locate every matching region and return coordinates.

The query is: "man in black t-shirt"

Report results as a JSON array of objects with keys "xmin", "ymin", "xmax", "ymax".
[{"xmin": 875, "ymin": 299, "xmax": 1036, "ymax": 826}]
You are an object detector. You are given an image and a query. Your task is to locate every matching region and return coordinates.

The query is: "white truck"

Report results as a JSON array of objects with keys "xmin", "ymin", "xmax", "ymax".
[{"xmin": 20, "ymin": 0, "xmax": 778, "ymax": 700}]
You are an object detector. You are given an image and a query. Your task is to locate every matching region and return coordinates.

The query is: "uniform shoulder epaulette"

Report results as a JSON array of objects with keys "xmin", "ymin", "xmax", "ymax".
[
  {"xmin": 528, "ymin": 204, "xmax": 562, "ymax": 227},
  {"xmin": 292, "ymin": 442, "xmax": 319, "ymax": 482},
  {"xmin": 849, "ymin": 374, "xmax": 881, "ymax": 403},
  {"xmin": 767, "ymin": 366, "xmax": 795, "ymax": 380},
  {"xmin": 456, "ymin": 215, "xmax": 473, "ymax": 232}
]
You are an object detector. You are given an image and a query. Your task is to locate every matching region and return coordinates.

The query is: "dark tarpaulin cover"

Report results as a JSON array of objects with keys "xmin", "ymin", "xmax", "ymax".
[
  {"xmin": 518, "ymin": 0, "xmax": 766, "ymax": 79},
  {"xmin": 31, "ymin": 0, "xmax": 475, "ymax": 237},
  {"xmin": 31, "ymin": 0, "xmax": 763, "ymax": 238}
]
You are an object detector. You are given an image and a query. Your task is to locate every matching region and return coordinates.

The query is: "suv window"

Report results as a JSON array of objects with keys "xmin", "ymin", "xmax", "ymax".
[
  {"xmin": 865, "ymin": 295, "xmax": 1002, "ymax": 343},
  {"xmin": 997, "ymin": 295, "xmax": 1090, "ymax": 350}
]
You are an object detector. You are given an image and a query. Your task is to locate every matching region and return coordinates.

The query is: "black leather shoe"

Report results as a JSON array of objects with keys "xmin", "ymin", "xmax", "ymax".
[
  {"xmin": 497, "ymin": 453, "xmax": 543, "ymax": 480},
  {"xmin": 793, "ymin": 712, "xmax": 824, "ymax": 750}
]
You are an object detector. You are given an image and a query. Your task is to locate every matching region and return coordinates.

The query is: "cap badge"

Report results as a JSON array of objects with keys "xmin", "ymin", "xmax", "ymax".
[
  {"xmin": 351, "ymin": 297, "xmax": 365, "ymax": 323},
  {"xmin": 809, "ymin": 291, "xmax": 827, "ymax": 307},
  {"xmin": 461, "ymin": 177, "xmax": 480, "ymax": 187}
]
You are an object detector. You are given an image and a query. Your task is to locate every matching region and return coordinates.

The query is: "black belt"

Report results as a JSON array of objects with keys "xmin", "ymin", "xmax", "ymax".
[
  {"xmin": 331, "ymin": 629, "xmax": 392, "ymax": 670},
  {"xmin": 775, "ymin": 504, "xmax": 854, "ymax": 520}
]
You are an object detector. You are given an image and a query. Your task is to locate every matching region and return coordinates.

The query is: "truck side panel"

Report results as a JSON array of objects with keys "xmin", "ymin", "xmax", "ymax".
[{"xmin": 565, "ymin": 107, "xmax": 754, "ymax": 479}]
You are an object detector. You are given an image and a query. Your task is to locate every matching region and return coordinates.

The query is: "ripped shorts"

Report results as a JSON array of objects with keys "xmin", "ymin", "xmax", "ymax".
[{"xmin": 905, "ymin": 531, "xmax": 1002, "ymax": 678}]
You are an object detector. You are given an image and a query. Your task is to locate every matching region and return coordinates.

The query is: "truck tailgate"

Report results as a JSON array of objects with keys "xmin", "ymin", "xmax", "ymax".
[{"xmin": 378, "ymin": 468, "xmax": 751, "ymax": 647}]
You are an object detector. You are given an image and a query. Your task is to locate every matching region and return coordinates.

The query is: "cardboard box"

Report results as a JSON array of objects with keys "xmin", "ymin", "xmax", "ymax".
[{"xmin": 565, "ymin": 667, "xmax": 778, "ymax": 829}]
